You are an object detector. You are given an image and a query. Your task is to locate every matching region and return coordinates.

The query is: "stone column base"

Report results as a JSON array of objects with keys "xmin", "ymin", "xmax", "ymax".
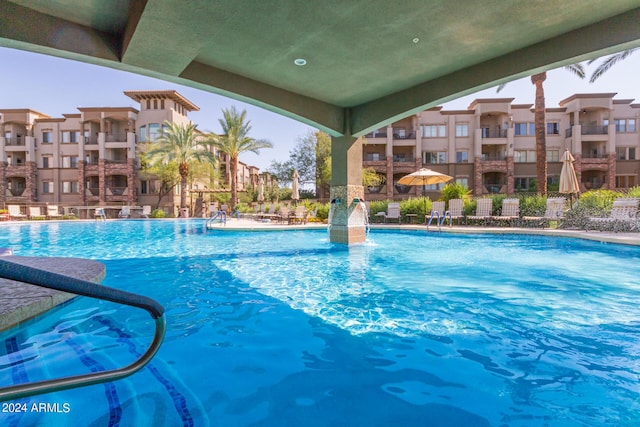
[{"xmin": 329, "ymin": 185, "xmax": 366, "ymax": 244}]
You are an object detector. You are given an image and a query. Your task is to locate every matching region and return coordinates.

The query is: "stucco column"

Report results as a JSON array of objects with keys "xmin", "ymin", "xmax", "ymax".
[{"xmin": 329, "ymin": 134, "xmax": 366, "ymax": 244}]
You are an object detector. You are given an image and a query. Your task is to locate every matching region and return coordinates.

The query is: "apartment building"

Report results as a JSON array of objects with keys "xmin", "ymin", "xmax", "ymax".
[
  {"xmin": 0, "ymin": 90, "xmax": 262, "ymax": 213},
  {"xmin": 362, "ymin": 93, "xmax": 640, "ymax": 200}
]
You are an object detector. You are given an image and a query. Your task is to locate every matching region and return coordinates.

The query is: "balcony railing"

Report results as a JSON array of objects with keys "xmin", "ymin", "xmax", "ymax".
[
  {"xmin": 393, "ymin": 155, "xmax": 415, "ymax": 163},
  {"xmin": 363, "ymin": 154, "xmax": 386, "ymax": 161},
  {"xmin": 365, "ymin": 131, "xmax": 387, "ymax": 138},
  {"xmin": 105, "ymin": 159, "xmax": 128, "ymax": 164},
  {"xmin": 86, "ymin": 187, "xmax": 100, "ymax": 196},
  {"xmin": 105, "ymin": 133, "xmax": 128, "ymax": 142},
  {"xmin": 5, "ymin": 137, "xmax": 26, "ymax": 146},
  {"xmin": 392, "ymin": 132, "xmax": 416, "ymax": 140},
  {"xmin": 565, "ymin": 128, "xmax": 573, "ymax": 138},
  {"xmin": 84, "ymin": 136, "xmax": 98, "ymax": 144},
  {"xmin": 582, "ymin": 152, "xmax": 607, "ymax": 159},
  {"xmin": 481, "ymin": 130, "xmax": 508, "ymax": 138},
  {"xmin": 6, "ymin": 188, "xmax": 26, "ymax": 197},
  {"xmin": 582, "ymin": 125, "xmax": 608, "ymax": 135},
  {"xmin": 107, "ymin": 187, "xmax": 127, "ymax": 196},
  {"xmin": 481, "ymin": 154, "xmax": 507, "ymax": 161}
]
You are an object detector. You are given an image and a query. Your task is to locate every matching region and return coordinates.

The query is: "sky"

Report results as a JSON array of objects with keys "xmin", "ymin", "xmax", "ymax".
[{"xmin": 2, "ymin": 46, "xmax": 640, "ymax": 170}]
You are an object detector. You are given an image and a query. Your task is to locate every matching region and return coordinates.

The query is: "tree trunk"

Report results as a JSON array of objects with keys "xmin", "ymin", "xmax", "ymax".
[
  {"xmin": 179, "ymin": 162, "xmax": 189, "ymax": 209},
  {"xmin": 531, "ymin": 72, "xmax": 547, "ymax": 195},
  {"xmin": 230, "ymin": 156, "xmax": 239, "ymax": 209}
]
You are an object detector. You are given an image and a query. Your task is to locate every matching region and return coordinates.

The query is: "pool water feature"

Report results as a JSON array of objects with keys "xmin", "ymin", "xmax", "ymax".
[{"xmin": 1, "ymin": 221, "xmax": 640, "ymax": 426}]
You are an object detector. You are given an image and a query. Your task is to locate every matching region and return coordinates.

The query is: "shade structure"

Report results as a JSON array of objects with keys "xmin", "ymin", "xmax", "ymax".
[
  {"xmin": 291, "ymin": 169, "xmax": 300, "ymax": 202},
  {"xmin": 559, "ymin": 150, "xmax": 580, "ymax": 195},
  {"xmin": 398, "ymin": 168, "xmax": 453, "ymax": 221}
]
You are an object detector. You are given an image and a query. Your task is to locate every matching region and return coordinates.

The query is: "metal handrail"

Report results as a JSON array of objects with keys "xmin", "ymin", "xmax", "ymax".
[
  {"xmin": 206, "ymin": 211, "xmax": 227, "ymax": 227},
  {"xmin": 0, "ymin": 259, "xmax": 166, "ymax": 401}
]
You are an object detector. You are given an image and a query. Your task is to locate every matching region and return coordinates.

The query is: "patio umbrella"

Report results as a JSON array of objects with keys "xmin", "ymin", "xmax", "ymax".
[
  {"xmin": 559, "ymin": 149, "xmax": 580, "ymax": 205},
  {"xmin": 291, "ymin": 169, "xmax": 300, "ymax": 203},
  {"xmin": 397, "ymin": 168, "xmax": 453, "ymax": 217}
]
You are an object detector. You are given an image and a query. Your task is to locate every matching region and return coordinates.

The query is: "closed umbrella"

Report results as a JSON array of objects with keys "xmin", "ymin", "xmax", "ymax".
[
  {"xmin": 398, "ymin": 168, "xmax": 453, "ymax": 217},
  {"xmin": 559, "ymin": 149, "xmax": 580, "ymax": 205},
  {"xmin": 291, "ymin": 169, "xmax": 300, "ymax": 203}
]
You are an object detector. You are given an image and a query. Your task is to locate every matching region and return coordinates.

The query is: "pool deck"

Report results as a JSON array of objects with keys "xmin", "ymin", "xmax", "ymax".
[
  {"xmin": 1, "ymin": 217, "xmax": 639, "ymax": 332},
  {"xmin": 0, "ymin": 256, "xmax": 106, "ymax": 332}
]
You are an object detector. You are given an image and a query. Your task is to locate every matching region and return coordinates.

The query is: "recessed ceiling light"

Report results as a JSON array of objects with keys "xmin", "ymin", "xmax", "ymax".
[
  {"xmin": 294, "ymin": 58, "xmax": 307, "ymax": 66},
  {"xmin": 412, "ymin": 37, "xmax": 420, "ymax": 44}
]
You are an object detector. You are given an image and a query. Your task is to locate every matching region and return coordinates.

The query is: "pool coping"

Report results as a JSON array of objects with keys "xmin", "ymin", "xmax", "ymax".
[{"xmin": 0, "ymin": 256, "xmax": 106, "ymax": 332}]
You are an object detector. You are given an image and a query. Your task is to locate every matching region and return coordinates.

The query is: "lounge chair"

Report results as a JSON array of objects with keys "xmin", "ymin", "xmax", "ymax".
[
  {"xmin": 426, "ymin": 201, "xmax": 446, "ymax": 228},
  {"xmin": 522, "ymin": 198, "xmax": 565, "ymax": 227},
  {"xmin": 277, "ymin": 206, "xmax": 291, "ymax": 224},
  {"xmin": 28, "ymin": 206, "xmax": 46, "ymax": 220},
  {"xmin": 467, "ymin": 198, "xmax": 493, "ymax": 225},
  {"xmin": 8, "ymin": 205, "xmax": 26, "ymax": 220},
  {"xmin": 447, "ymin": 198, "xmax": 464, "ymax": 225},
  {"xmin": 47, "ymin": 205, "xmax": 63, "ymax": 219},
  {"xmin": 492, "ymin": 198, "xmax": 520, "ymax": 226},
  {"xmin": 290, "ymin": 206, "xmax": 307, "ymax": 225},
  {"xmin": 588, "ymin": 198, "xmax": 639, "ymax": 232},
  {"xmin": 118, "ymin": 206, "xmax": 131, "ymax": 218},
  {"xmin": 95, "ymin": 208, "xmax": 106, "ymax": 221},
  {"xmin": 376, "ymin": 202, "xmax": 401, "ymax": 223},
  {"xmin": 141, "ymin": 205, "xmax": 152, "ymax": 218}
]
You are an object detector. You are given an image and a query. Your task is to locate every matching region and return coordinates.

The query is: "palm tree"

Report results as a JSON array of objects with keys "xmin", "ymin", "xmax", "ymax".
[
  {"xmin": 208, "ymin": 106, "xmax": 273, "ymax": 209},
  {"xmin": 589, "ymin": 48, "xmax": 637, "ymax": 82},
  {"xmin": 145, "ymin": 121, "xmax": 215, "ymax": 213},
  {"xmin": 499, "ymin": 64, "xmax": 585, "ymax": 195}
]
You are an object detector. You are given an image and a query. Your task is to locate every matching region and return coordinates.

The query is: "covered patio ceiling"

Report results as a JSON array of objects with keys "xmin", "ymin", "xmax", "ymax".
[{"xmin": 2, "ymin": 0, "xmax": 640, "ymax": 136}]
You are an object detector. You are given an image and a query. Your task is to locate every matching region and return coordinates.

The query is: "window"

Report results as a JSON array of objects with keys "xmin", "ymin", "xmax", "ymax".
[
  {"xmin": 423, "ymin": 183, "xmax": 445, "ymax": 191},
  {"xmin": 61, "ymin": 131, "xmax": 80, "ymax": 143},
  {"xmin": 42, "ymin": 181, "xmax": 53, "ymax": 194},
  {"xmin": 148, "ymin": 123, "xmax": 160, "ymax": 141},
  {"xmin": 62, "ymin": 156, "xmax": 78, "ymax": 168},
  {"xmin": 42, "ymin": 156, "xmax": 51, "ymax": 168},
  {"xmin": 515, "ymin": 177, "xmax": 532, "ymax": 191},
  {"xmin": 456, "ymin": 151, "xmax": 468, "ymax": 163},
  {"xmin": 514, "ymin": 150, "xmax": 536, "ymax": 163},
  {"xmin": 616, "ymin": 175, "xmax": 636, "ymax": 188},
  {"xmin": 630, "ymin": 119, "xmax": 637, "ymax": 132},
  {"xmin": 515, "ymin": 123, "xmax": 535, "ymax": 136},
  {"xmin": 546, "ymin": 150, "xmax": 559, "ymax": 162},
  {"xmin": 61, "ymin": 181, "xmax": 78, "ymax": 193},
  {"xmin": 617, "ymin": 147, "xmax": 637, "ymax": 160},
  {"xmin": 455, "ymin": 123, "xmax": 469, "ymax": 137},
  {"xmin": 139, "ymin": 125, "xmax": 147, "ymax": 142},
  {"xmin": 423, "ymin": 151, "xmax": 446, "ymax": 164},
  {"xmin": 455, "ymin": 178, "xmax": 469, "ymax": 188},
  {"xmin": 613, "ymin": 119, "xmax": 637, "ymax": 133},
  {"xmin": 42, "ymin": 131, "xmax": 52, "ymax": 143},
  {"xmin": 546, "ymin": 122, "xmax": 560, "ymax": 135},
  {"xmin": 421, "ymin": 125, "xmax": 446, "ymax": 137}
]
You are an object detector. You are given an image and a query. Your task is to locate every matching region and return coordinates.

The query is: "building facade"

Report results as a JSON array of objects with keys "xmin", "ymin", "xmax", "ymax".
[
  {"xmin": 0, "ymin": 90, "xmax": 263, "ymax": 214},
  {"xmin": 363, "ymin": 93, "xmax": 640, "ymax": 200}
]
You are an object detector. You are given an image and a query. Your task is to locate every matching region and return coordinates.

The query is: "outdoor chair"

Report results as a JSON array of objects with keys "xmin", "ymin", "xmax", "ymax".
[
  {"xmin": 277, "ymin": 206, "xmax": 290, "ymax": 224},
  {"xmin": 492, "ymin": 198, "xmax": 520, "ymax": 226},
  {"xmin": 522, "ymin": 198, "xmax": 566, "ymax": 228},
  {"xmin": 376, "ymin": 202, "xmax": 401, "ymax": 223},
  {"xmin": 426, "ymin": 201, "xmax": 446, "ymax": 228},
  {"xmin": 118, "ymin": 206, "xmax": 131, "ymax": 218},
  {"xmin": 47, "ymin": 205, "xmax": 63, "ymax": 219},
  {"xmin": 140, "ymin": 205, "xmax": 152, "ymax": 218},
  {"xmin": 28, "ymin": 206, "xmax": 46, "ymax": 220},
  {"xmin": 467, "ymin": 198, "xmax": 493, "ymax": 226},
  {"xmin": 588, "ymin": 198, "xmax": 639, "ymax": 232},
  {"xmin": 94, "ymin": 208, "xmax": 106, "ymax": 221},
  {"xmin": 8, "ymin": 205, "xmax": 26, "ymax": 220},
  {"xmin": 290, "ymin": 206, "xmax": 308, "ymax": 225},
  {"xmin": 447, "ymin": 199, "xmax": 465, "ymax": 225}
]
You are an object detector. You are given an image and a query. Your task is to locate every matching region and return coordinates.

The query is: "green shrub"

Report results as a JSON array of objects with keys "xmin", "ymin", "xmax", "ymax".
[
  {"xmin": 234, "ymin": 202, "xmax": 254, "ymax": 213},
  {"xmin": 464, "ymin": 199, "xmax": 477, "ymax": 216},
  {"xmin": 400, "ymin": 197, "xmax": 430, "ymax": 222},
  {"xmin": 520, "ymin": 195, "xmax": 547, "ymax": 217},
  {"xmin": 626, "ymin": 186, "xmax": 640, "ymax": 198},
  {"xmin": 151, "ymin": 209, "xmax": 166, "ymax": 218},
  {"xmin": 368, "ymin": 200, "xmax": 388, "ymax": 219},
  {"xmin": 315, "ymin": 202, "xmax": 330, "ymax": 220},
  {"xmin": 441, "ymin": 183, "xmax": 471, "ymax": 204}
]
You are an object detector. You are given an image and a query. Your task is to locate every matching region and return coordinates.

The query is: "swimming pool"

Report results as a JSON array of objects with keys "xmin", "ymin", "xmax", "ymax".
[{"xmin": 1, "ymin": 221, "xmax": 639, "ymax": 426}]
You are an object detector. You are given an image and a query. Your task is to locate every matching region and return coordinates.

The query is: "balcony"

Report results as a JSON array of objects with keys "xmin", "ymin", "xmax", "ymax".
[
  {"xmin": 392, "ymin": 155, "xmax": 415, "ymax": 163},
  {"xmin": 5, "ymin": 137, "xmax": 26, "ymax": 146},
  {"xmin": 363, "ymin": 153, "xmax": 386, "ymax": 162},
  {"xmin": 582, "ymin": 125, "xmax": 608, "ymax": 135},
  {"xmin": 6, "ymin": 188, "xmax": 26, "ymax": 197},
  {"xmin": 107, "ymin": 187, "xmax": 128, "ymax": 196},
  {"xmin": 582, "ymin": 152, "xmax": 607, "ymax": 159},
  {"xmin": 84, "ymin": 136, "xmax": 98, "ymax": 145},
  {"xmin": 392, "ymin": 132, "xmax": 416, "ymax": 140},
  {"xmin": 481, "ymin": 130, "xmax": 507, "ymax": 138},
  {"xmin": 105, "ymin": 133, "xmax": 128, "ymax": 142},
  {"xmin": 481, "ymin": 154, "xmax": 506, "ymax": 161},
  {"xmin": 365, "ymin": 131, "xmax": 387, "ymax": 139}
]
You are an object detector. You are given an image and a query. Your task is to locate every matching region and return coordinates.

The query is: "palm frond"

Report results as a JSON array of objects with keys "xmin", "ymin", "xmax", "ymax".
[
  {"xmin": 563, "ymin": 63, "xmax": 585, "ymax": 79},
  {"xmin": 589, "ymin": 48, "xmax": 638, "ymax": 83}
]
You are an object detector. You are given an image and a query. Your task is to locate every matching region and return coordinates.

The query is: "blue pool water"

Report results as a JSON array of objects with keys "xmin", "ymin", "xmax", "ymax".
[{"xmin": 1, "ymin": 221, "xmax": 640, "ymax": 426}]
